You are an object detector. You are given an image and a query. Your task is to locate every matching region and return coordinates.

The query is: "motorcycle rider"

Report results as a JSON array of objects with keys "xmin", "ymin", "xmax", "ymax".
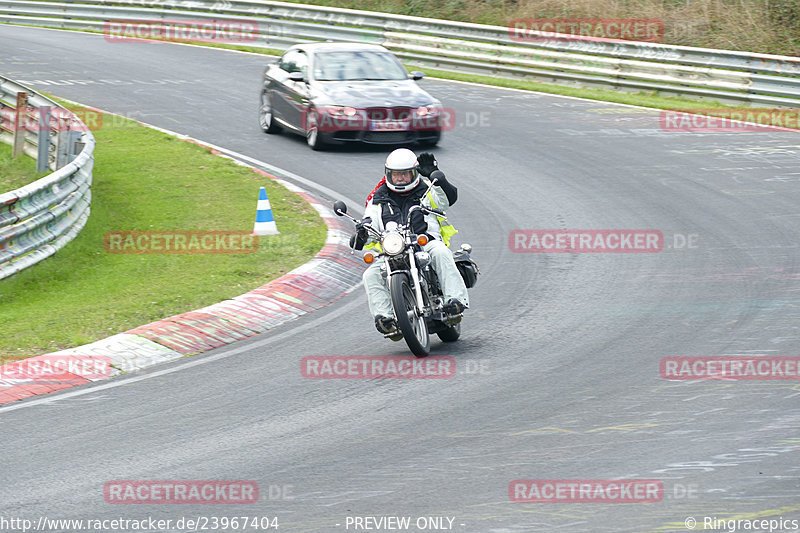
[{"xmin": 353, "ymin": 148, "xmax": 469, "ymax": 335}]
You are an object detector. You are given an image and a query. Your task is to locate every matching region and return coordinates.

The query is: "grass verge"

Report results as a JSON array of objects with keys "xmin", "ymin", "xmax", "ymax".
[
  {"xmin": 0, "ymin": 108, "xmax": 327, "ymax": 359},
  {"xmin": 0, "ymin": 142, "xmax": 47, "ymax": 191}
]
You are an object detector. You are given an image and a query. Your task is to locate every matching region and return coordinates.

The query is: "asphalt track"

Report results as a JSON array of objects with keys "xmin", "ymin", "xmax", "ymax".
[{"xmin": 2, "ymin": 24, "xmax": 800, "ymax": 533}]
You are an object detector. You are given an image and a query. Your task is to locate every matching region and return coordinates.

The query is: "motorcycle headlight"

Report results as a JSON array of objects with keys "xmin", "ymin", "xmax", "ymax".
[{"xmin": 382, "ymin": 232, "xmax": 405, "ymax": 255}]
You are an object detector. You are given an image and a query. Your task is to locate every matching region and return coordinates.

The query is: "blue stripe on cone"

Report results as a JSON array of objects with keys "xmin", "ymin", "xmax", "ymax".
[
  {"xmin": 256, "ymin": 209, "xmax": 275, "ymax": 223},
  {"xmin": 253, "ymin": 186, "xmax": 279, "ymax": 235}
]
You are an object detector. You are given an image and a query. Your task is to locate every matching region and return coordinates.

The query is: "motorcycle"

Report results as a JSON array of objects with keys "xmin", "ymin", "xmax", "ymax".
[{"xmin": 333, "ymin": 183, "xmax": 478, "ymax": 356}]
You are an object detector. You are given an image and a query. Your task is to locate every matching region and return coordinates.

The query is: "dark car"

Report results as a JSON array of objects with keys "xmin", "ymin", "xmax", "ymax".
[{"xmin": 259, "ymin": 43, "xmax": 445, "ymax": 150}]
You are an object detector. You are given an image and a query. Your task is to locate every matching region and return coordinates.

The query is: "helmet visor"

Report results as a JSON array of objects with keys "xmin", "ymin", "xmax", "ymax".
[{"xmin": 386, "ymin": 168, "xmax": 417, "ymax": 187}]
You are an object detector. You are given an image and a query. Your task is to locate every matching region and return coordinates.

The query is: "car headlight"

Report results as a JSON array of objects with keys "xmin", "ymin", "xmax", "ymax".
[
  {"xmin": 327, "ymin": 106, "xmax": 358, "ymax": 117},
  {"xmin": 415, "ymin": 104, "xmax": 441, "ymax": 117},
  {"xmin": 382, "ymin": 232, "xmax": 405, "ymax": 255}
]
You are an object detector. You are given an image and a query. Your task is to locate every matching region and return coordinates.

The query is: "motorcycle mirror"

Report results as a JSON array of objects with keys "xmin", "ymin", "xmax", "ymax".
[{"xmin": 333, "ymin": 201, "xmax": 347, "ymax": 216}]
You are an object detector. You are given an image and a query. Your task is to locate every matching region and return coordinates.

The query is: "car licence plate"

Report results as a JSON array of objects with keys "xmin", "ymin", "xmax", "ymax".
[{"xmin": 369, "ymin": 120, "xmax": 410, "ymax": 131}]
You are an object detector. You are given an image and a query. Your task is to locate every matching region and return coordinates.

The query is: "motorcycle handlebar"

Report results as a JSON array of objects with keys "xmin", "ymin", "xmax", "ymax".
[
  {"xmin": 408, "ymin": 204, "xmax": 447, "ymax": 221},
  {"xmin": 358, "ymin": 222, "xmax": 383, "ymax": 240}
]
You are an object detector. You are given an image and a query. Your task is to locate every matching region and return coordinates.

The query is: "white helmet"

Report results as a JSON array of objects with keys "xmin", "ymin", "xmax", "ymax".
[{"xmin": 384, "ymin": 148, "xmax": 419, "ymax": 193}]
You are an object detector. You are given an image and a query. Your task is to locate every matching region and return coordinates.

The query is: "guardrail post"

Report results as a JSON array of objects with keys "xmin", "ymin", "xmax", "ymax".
[
  {"xmin": 12, "ymin": 91, "xmax": 27, "ymax": 157},
  {"xmin": 68, "ymin": 131, "xmax": 83, "ymax": 164},
  {"xmin": 37, "ymin": 106, "xmax": 51, "ymax": 173},
  {"xmin": 54, "ymin": 112, "xmax": 72, "ymax": 168},
  {"xmin": 55, "ymin": 127, "xmax": 68, "ymax": 169}
]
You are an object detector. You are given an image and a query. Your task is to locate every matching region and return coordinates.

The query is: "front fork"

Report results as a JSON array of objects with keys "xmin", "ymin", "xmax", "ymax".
[
  {"xmin": 383, "ymin": 251, "xmax": 426, "ymax": 317},
  {"xmin": 407, "ymin": 249, "xmax": 426, "ymax": 317}
]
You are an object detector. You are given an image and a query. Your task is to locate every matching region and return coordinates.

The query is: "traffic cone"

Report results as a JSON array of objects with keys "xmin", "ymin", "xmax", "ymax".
[{"xmin": 252, "ymin": 187, "xmax": 280, "ymax": 235}]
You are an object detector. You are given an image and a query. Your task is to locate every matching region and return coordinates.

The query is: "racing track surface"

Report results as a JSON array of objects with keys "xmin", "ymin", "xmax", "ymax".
[{"xmin": 1, "ymin": 25, "xmax": 799, "ymax": 532}]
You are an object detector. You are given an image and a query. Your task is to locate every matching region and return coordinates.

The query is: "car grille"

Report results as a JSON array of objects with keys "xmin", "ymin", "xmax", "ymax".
[
  {"xmin": 362, "ymin": 132, "xmax": 413, "ymax": 143},
  {"xmin": 365, "ymin": 107, "xmax": 414, "ymax": 121},
  {"xmin": 332, "ymin": 131, "xmax": 360, "ymax": 141}
]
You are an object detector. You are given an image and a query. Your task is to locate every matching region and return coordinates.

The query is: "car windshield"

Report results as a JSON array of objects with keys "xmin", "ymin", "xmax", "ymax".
[{"xmin": 313, "ymin": 51, "xmax": 409, "ymax": 81}]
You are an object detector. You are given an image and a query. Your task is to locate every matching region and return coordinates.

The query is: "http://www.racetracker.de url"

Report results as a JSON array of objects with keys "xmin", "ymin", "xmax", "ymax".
[{"xmin": 0, "ymin": 516, "xmax": 280, "ymax": 532}]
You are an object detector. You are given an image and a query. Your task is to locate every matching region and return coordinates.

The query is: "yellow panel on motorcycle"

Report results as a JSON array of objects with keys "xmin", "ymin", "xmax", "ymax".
[
  {"xmin": 363, "ymin": 251, "xmax": 375, "ymax": 264},
  {"xmin": 417, "ymin": 234, "xmax": 429, "ymax": 246}
]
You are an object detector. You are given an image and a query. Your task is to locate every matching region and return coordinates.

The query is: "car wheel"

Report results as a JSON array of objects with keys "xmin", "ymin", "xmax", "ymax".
[
  {"xmin": 306, "ymin": 111, "xmax": 327, "ymax": 151},
  {"xmin": 259, "ymin": 91, "xmax": 281, "ymax": 134}
]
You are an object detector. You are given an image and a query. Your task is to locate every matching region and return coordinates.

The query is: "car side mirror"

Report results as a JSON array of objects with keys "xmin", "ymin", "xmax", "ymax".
[
  {"xmin": 288, "ymin": 71, "xmax": 306, "ymax": 83},
  {"xmin": 410, "ymin": 71, "xmax": 425, "ymax": 81}
]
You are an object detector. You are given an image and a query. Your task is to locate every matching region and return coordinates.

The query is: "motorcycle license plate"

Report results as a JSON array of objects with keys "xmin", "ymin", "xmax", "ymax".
[{"xmin": 369, "ymin": 120, "xmax": 409, "ymax": 131}]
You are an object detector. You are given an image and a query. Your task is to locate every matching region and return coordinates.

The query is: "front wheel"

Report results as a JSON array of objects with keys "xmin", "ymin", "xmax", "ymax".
[
  {"xmin": 390, "ymin": 273, "xmax": 430, "ymax": 356},
  {"xmin": 305, "ymin": 111, "xmax": 327, "ymax": 151},
  {"xmin": 259, "ymin": 91, "xmax": 281, "ymax": 134}
]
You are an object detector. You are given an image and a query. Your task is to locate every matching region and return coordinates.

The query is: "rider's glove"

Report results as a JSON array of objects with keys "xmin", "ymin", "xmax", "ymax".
[
  {"xmin": 355, "ymin": 217, "xmax": 372, "ymax": 236},
  {"xmin": 417, "ymin": 152, "xmax": 439, "ymax": 178},
  {"xmin": 351, "ymin": 217, "xmax": 372, "ymax": 250}
]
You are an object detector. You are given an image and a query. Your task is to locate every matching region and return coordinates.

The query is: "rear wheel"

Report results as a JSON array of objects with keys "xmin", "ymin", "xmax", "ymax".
[
  {"xmin": 259, "ymin": 91, "xmax": 281, "ymax": 133},
  {"xmin": 390, "ymin": 273, "xmax": 430, "ymax": 356}
]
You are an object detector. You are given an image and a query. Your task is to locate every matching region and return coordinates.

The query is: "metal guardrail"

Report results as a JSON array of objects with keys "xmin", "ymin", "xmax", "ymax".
[
  {"xmin": 1, "ymin": 0, "xmax": 800, "ymax": 107},
  {"xmin": 0, "ymin": 76, "xmax": 94, "ymax": 280}
]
